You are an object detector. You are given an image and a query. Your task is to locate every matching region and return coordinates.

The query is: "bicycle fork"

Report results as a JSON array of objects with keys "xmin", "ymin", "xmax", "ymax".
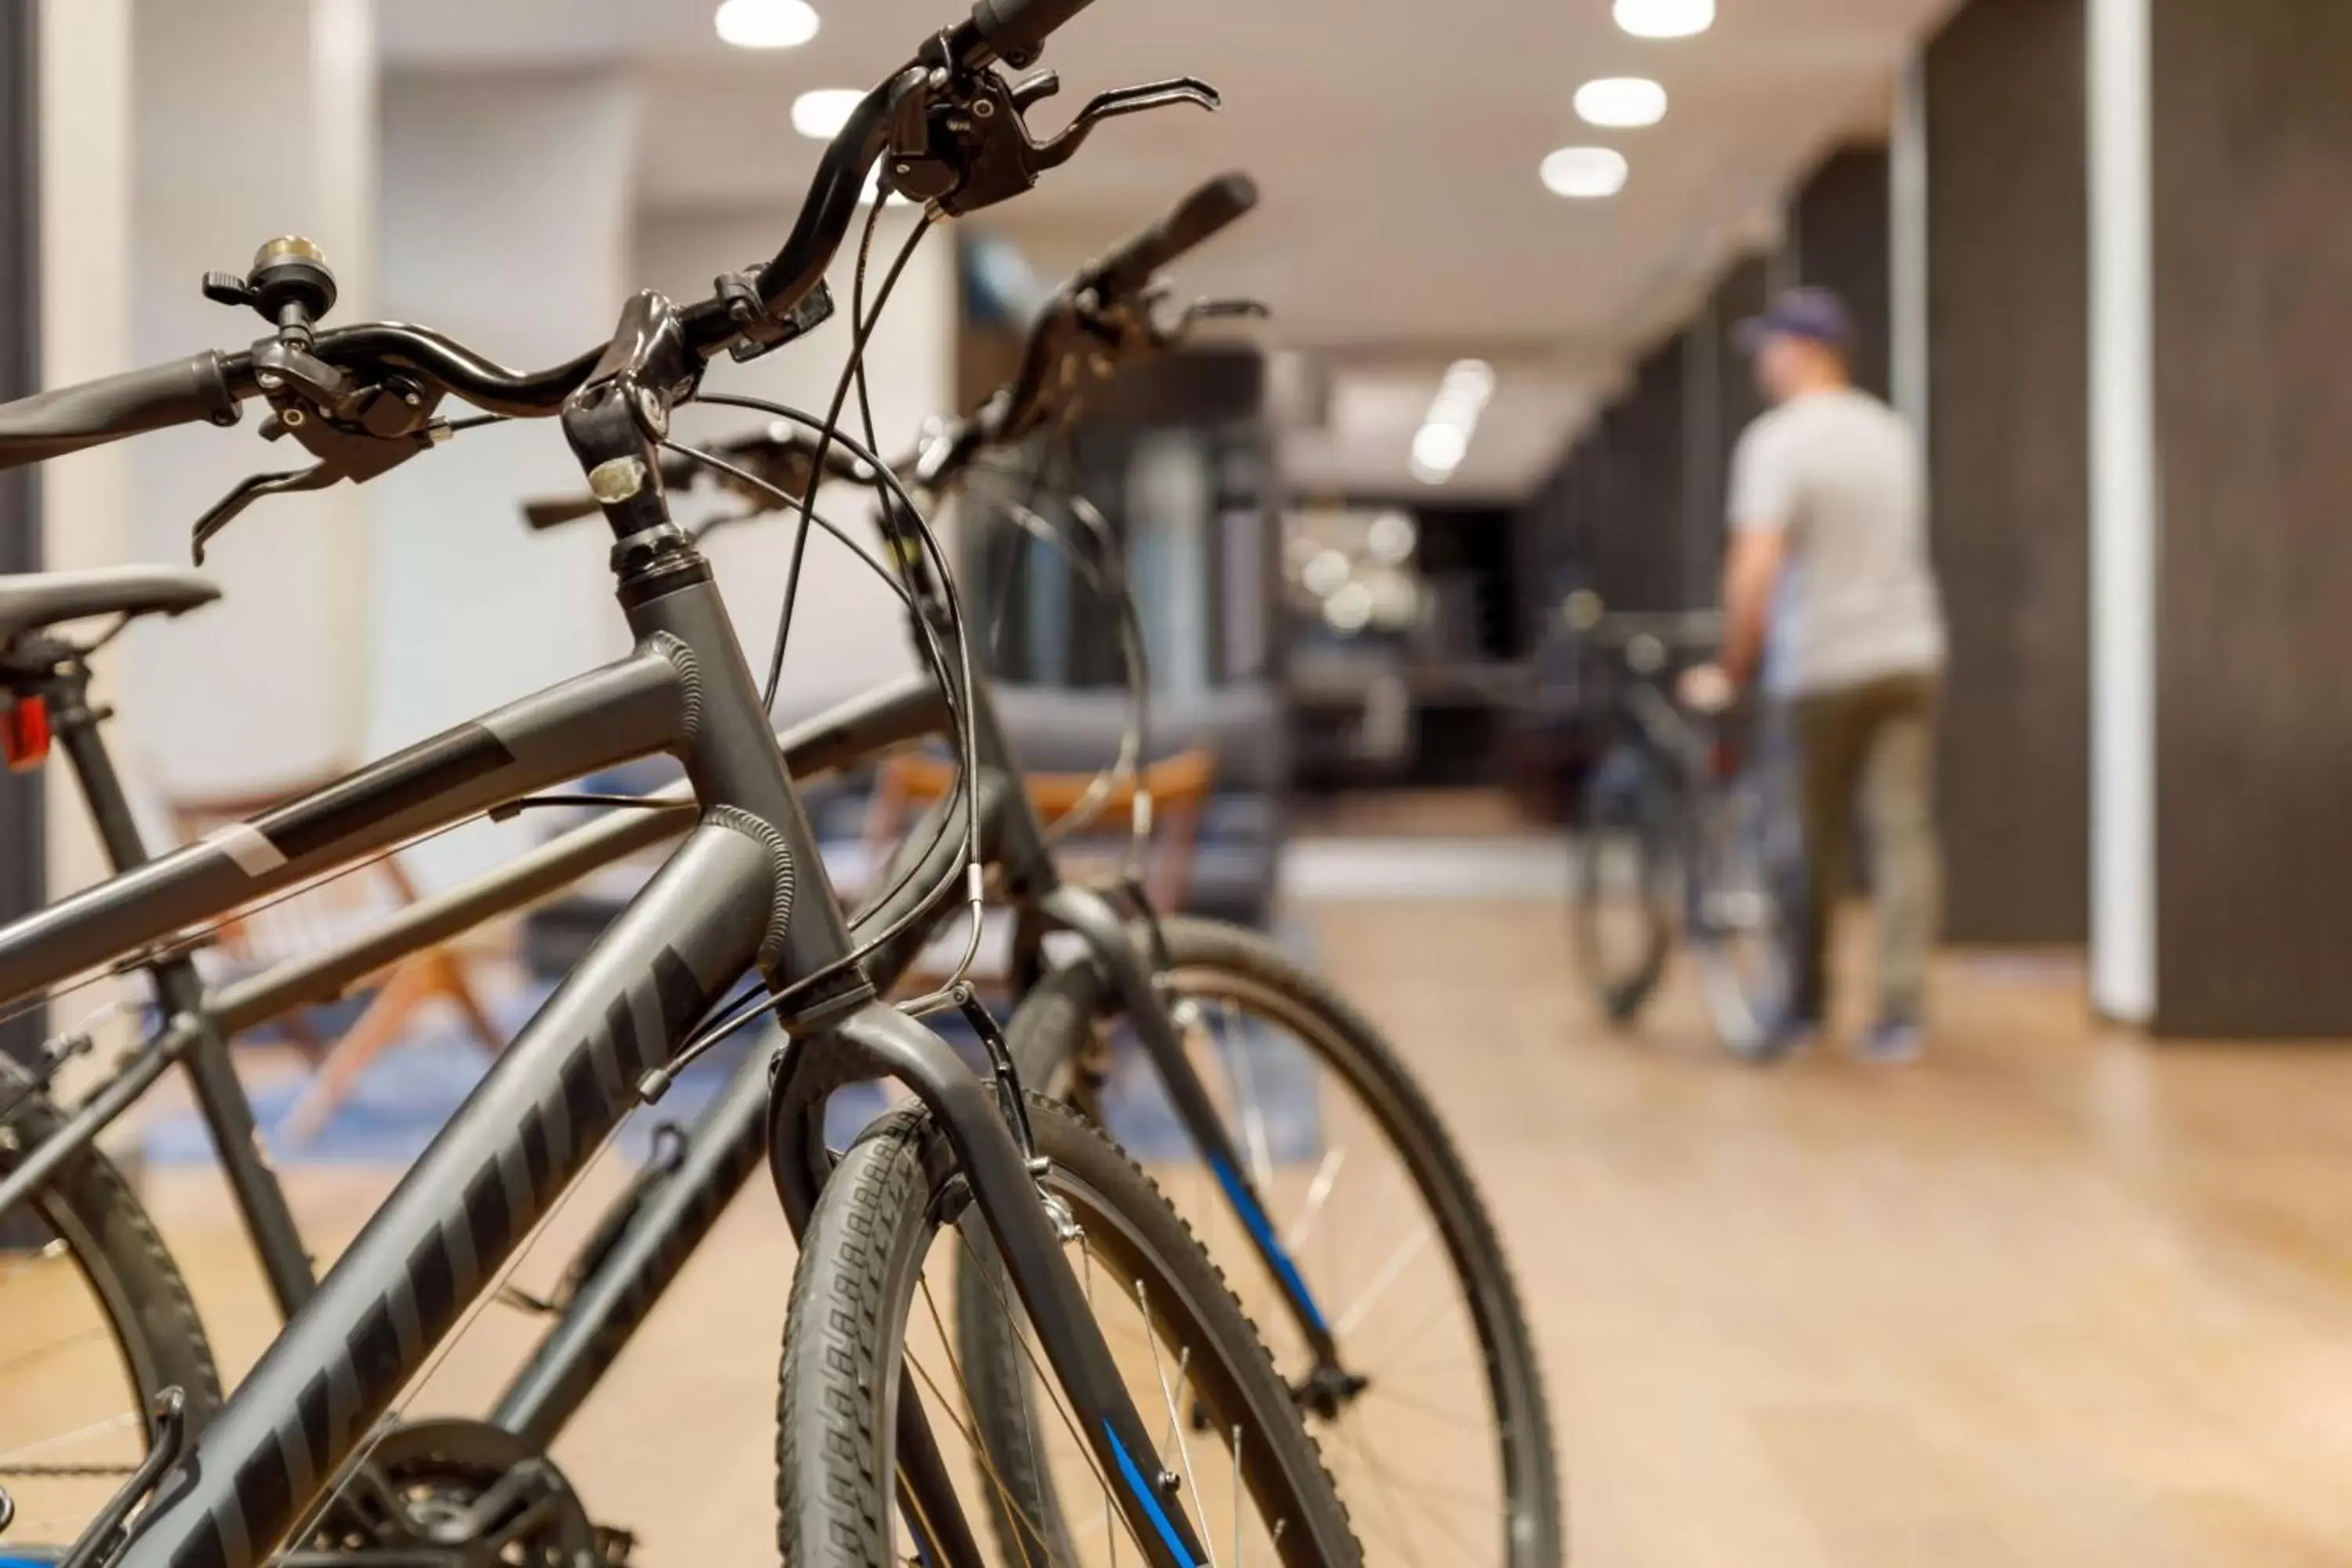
[{"xmin": 768, "ymin": 997, "xmax": 1217, "ymax": 1568}]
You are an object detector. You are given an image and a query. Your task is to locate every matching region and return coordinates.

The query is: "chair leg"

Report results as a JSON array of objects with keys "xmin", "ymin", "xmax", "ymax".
[
  {"xmin": 275, "ymin": 1009, "xmax": 333, "ymax": 1068},
  {"xmin": 278, "ymin": 960, "xmax": 444, "ymax": 1149},
  {"xmin": 429, "ymin": 948, "xmax": 506, "ymax": 1054}
]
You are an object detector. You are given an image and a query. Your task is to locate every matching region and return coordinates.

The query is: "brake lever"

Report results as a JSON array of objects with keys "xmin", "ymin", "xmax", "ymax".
[
  {"xmin": 1181, "ymin": 296, "xmax": 1271, "ymax": 324},
  {"xmin": 190, "ymin": 464, "xmax": 341, "ymax": 564},
  {"xmin": 1030, "ymin": 77, "xmax": 1221, "ymax": 172}
]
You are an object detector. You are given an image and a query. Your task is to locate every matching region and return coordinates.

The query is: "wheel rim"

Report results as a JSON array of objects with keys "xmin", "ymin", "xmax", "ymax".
[{"xmin": 1076, "ymin": 967, "xmax": 1529, "ymax": 1566}]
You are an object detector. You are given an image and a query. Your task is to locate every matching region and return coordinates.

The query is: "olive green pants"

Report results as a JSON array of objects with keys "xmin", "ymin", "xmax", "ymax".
[{"xmin": 1784, "ymin": 670, "xmax": 1942, "ymax": 1024}]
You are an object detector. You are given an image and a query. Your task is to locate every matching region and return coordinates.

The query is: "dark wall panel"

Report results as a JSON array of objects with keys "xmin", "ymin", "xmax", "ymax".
[
  {"xmin": 1923, "ymin": 0, "xmax": 2090, "ymax": 944},
  {"xmin": 2150, "ymin": 0, "xmax": 2352, "ymax": 1034},
  {"xmin": 1585, "ymin": 341, "xmax": 1687, "ymax": 612},
  {"xmin": 1681, "ymin": 255, "xmax": 1769, "ymax": 607},
  {"xmin": 1791, "ymin": 148, "xmax": 1893, "ymax": 402}
]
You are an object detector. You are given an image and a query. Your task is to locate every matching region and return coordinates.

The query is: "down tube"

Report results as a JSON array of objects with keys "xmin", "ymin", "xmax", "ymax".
[
  {"xmin": 115, "ymin": 822, "xmax": 779, "ymax": 1568},
  {"xmin": 488, "ymin": 1034, "xmax": 775, "ymax": 1446},
  {"xmin": 490, "ymin": 771, "xmax": 995, "ymax": 1444}
]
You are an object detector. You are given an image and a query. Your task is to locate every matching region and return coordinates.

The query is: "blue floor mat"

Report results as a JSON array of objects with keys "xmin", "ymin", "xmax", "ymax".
[{"xmin": 143, "ymin": 921, "xmax": 1326, "ymax": 1172}]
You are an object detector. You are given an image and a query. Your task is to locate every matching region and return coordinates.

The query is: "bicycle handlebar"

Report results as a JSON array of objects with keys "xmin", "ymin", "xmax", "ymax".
[
  {"xmin": 0, "ymin": 0, "xmax": 1123, "ymax": 477},
  {"xmin": 969, "ymin": 0, "xmax": 1102, "ymax": 64},
  {"xmin": 1091, "ymin": 172, "xmax": 1258, "ymax": 297},
  {"xmin": 517, "ymin": 169, "xmax": 1265, "ymax": 528}
]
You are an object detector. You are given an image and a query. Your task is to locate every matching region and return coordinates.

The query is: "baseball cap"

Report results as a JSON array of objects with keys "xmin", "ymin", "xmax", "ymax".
[{"xmin": 1735, "ymin": 286, "xmax": 1853, "ymax": 353}]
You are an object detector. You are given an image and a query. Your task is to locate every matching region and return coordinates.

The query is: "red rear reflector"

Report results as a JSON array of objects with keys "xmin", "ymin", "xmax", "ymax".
[{"xmin": 2, "ymin": 695, "xmax": 51, "ymax": 771}]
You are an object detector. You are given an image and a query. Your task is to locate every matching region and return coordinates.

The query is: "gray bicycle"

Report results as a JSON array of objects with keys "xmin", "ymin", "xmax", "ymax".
[
  {"xmin": 0, "ymin": 4, "xmax": 1361, "ymax": 1565},
  {"xmin": 528, "ymin": 206, "xmax": 1563, "ymax": 1561},
  {"xmin": 1564, "ymin": 593, "xmax": 1788, "ymax": 1058}
]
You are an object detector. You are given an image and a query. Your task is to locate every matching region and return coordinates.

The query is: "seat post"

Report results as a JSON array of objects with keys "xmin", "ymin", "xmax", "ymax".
[{"xmin": 42, "ymin": 652, "xmax": 158, "ymax": 876}]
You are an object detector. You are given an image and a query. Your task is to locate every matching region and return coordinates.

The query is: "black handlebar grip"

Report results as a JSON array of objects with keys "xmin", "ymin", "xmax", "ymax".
[
  {"xmin": 968, "ymin": 0, "xmax": 1099, "ymax": 64},
  {"xmin": 0, "ymin": 352, "xmax": 237, "ymax": 472},
  {"xmin": 1094, "ymin": 172, "xmax": 1260, "ymax": 296}
]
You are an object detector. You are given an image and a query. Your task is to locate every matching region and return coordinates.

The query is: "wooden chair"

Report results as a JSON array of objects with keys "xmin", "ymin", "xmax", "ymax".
[
  {"xmin": 167, "ymin": 780, "xmax": 506, "ymax": 1147},
  {"xmin": 862, "ymin": 746, "xmax": 1218, "ymax": 985}
]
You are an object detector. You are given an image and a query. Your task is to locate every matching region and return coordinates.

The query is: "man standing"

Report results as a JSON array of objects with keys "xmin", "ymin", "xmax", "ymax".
[{"xmin": 1682, "ymin": 287, "xmax": 1945, "ymax": 1062}]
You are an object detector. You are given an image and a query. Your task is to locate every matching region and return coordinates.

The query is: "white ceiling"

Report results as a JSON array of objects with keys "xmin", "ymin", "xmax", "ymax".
[{"xmin": 380, "ymin": 0, "xmax": 1949, "ymax": 500}]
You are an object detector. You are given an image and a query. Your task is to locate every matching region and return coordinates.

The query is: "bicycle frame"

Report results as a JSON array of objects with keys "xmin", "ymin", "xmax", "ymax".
[
  {"xmin": 0, "ymin": 289, "xmax": 1221, "ymax": 1568},
  {"xmin": 6, "ymin": 644, "xmax": 1344, "ymax": 1478},
  {"xmin": 9, "ymin": 546, "xmax": 1338, "ymax": 1505}
]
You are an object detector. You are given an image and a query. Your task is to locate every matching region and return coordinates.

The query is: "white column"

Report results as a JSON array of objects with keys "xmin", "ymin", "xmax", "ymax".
[
  {"xmin": 632, "ymin": 204, "xmax": 958, "ymax": 722},
  {"xmin": 125, "ymin": 0, "xmax": 376, "ymax": 797},
  {"xmin": 1889, "ymin": 50, "xmax": 1931, "ymax": 441},
  {"xmin": 38, "ymin": 0, "xmax": 136, "ymax": 899},
  {"xmin": 2088, "ymin": 0, "xmax": 2157, "ymax": 1023},
  {"xmin": 370, "ymin": 69, "xmax": 642, "ymax": 888}
]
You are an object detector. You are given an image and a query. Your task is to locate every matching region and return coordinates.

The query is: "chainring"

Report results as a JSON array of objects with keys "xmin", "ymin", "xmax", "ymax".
[{"xmin": 296, "ymin": 1418, "xmax": 626, "ymax": 1567}]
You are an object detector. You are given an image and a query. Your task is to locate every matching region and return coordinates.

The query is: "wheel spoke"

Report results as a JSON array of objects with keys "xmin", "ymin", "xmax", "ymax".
[
  {"xmin": 946, "ymin": 1223, "xmax": 1123, "ymax": 1536},
  {"xmin": 1136, "ymin": 1279, "xmax": 1211, "ymax": 1559},
  {"xmin": 1210, "ymin": 998, "xmax": 1279, "ymax": 1197},
  {"xmin": 1283, "ymin": 1146, "xmax": 1348, "ymax": 1258},
  {"xmin": 1330, "ymin": 1217, "xmax": 1436, "ymax": 1339},
  {"xmin": 913, "ymin": 1272, "xmax": 1049, "ymax": 1568}
]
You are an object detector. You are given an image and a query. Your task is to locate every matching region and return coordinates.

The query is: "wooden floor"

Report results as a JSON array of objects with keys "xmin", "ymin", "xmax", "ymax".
[{"xmin": 33, "ymin": 898, "xmax": 2352, "ymax": 1564}]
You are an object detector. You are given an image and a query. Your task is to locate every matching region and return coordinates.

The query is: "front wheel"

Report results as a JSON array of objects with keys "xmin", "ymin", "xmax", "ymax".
[
  {"xmin": 978, "ymin": 916, "xmax": 1564, "ymax": 1568},
  {"xmin": 777, "ymin": 1095, "xmax": 1361, "ymax": 1567}
]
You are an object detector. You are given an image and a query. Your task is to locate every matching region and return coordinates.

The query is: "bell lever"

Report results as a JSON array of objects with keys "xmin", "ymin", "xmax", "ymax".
[
  {"xmin": 1008, "ymin": 68, "xmax": 1061, "ymax": 111},
  {"xmin": 202, "ymin": 235, "xmax": 340, "ymax": 347}
]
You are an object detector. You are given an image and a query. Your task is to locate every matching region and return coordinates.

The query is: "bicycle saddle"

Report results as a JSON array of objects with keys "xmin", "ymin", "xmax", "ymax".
[{"xmin": 0, "ymin": 565, "xmax": 220, "ymax": 643}]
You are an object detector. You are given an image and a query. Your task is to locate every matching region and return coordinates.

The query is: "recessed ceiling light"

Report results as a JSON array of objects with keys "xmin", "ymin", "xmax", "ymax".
[
  {"xmin": 1411, "ymin": 423, "xmax": 1469, "ymax": 474},
  {"xmin": 1367, "ymin": 511, "xmax": 1417, "ymax": 564},
  {"xmin": 792, "ymin": 87, "xmax": 866, "ymax": 140},
  {"xmin": 1612, "ymin": 0, "xmax": 1715, "ymax": 39},
  {"xmin": 1574, "ymin": 77, "xmax": 1668, "ymax": 129},
  {"xmin": 1323, "ymin": 580, "xmax": 1374, "ymax": 633},
  {"xmin": 1302, "ymin": 548, "xmax": 1352, "ymax": 598},
  {"xmin": 1541, "ymin": 146, "xmax": 1630, "ymax": 199},
  {"xmin": 715, "ymin": 0, "xmax": 818, "ymax": 49},
  {"xmin": 1409, "ymin": 358, "xmax": 1496, "ymax": 483}
]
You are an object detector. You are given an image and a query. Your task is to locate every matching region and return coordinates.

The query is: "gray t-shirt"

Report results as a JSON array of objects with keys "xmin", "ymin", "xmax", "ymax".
[{"xmin": 1728, "ymin": 386, "xmax": 1945, "ymax": 697}]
